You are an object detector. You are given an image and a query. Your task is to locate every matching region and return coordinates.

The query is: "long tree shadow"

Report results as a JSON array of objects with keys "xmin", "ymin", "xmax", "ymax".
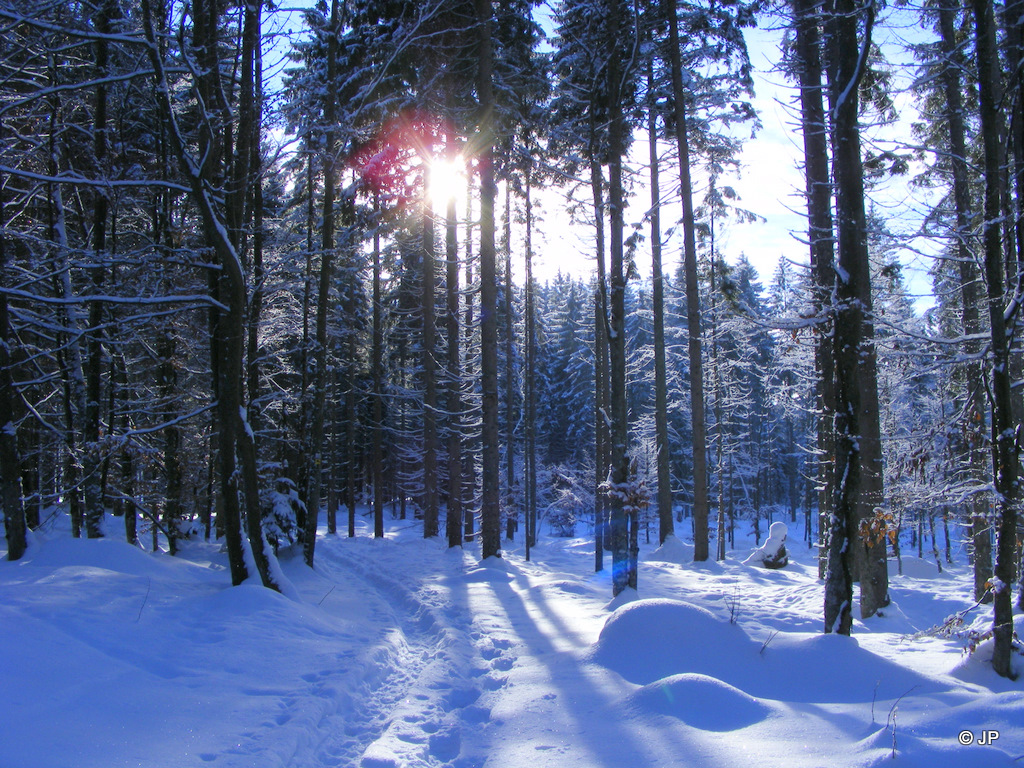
[{"xmin": 458, "ymin": 557, "xmax": 705, "ymax": 767}]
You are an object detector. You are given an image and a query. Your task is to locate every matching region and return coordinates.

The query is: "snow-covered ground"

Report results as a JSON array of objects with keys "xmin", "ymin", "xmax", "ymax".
[{"xmin": 1, "ymin": 513, "xmax": 1021, "ymax": 768}]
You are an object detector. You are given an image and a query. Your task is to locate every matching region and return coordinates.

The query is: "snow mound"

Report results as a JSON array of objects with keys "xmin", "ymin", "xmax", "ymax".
[
  {"xmin": 587, "ymin": 598, "xmax": 754, "ymax": 685},
  {"xmin": 588, "ymin": 599, "xmax": 942, "ymax": 704},
  {"xmin": 750, "ymin": 632, "xmax": 944, "ymax": 703},
  {"xmin": 462, "ymin": 556, "xmax": 516, "ymax": 583},
  {"xmin": 626, "ymin": 673, "xmax": 771, "ymax": 731},
  {"xmin": 17, "ymin": 536, "xmax": 207, "ymax": 580},
  {"xmin": 645, "ymin": 534, "xmax": 692, "ymax": 564}
]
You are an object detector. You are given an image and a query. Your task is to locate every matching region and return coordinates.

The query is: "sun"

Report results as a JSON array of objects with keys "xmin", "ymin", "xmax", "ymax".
[{"xmin": 427, "ymin": 155, "xmax": 467, "ymax": 213}]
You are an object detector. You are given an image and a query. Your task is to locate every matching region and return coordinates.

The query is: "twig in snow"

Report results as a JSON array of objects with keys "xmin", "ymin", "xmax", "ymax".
[{"xmin": 136, "ymin": 577, "xmax": 151, "ymax": 622}]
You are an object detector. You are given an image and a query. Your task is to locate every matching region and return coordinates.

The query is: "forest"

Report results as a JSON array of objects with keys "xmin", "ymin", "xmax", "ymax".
[{"xmin": 0, "ymin": 0, "xmax": 1022, "ymax": 688}]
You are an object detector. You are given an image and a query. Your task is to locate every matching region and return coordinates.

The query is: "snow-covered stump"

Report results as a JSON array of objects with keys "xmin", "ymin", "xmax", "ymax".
[{"xmin": 743, "ymin": 521, "xmax": 789, "ymax": 569}]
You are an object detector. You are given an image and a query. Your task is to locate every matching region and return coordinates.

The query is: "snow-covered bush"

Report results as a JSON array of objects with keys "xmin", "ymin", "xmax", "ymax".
[
  {"xmin": 743, "ymin": 520, "xmax": 788, "ymax": 568},
  {"xmin": 264, "ymin": 477, "xmax": 304, "ymax": 553},
  {"xmin": 546, "ymin": 465, "xmax": 593, "ymax": 537}
]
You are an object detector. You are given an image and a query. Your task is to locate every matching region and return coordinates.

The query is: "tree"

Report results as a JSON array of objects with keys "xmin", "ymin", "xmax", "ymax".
[
  {"xmin": 662, "ymin": 0, "xmax": 710, "ymax": 562},
  {"xmin": 790, "ymin": 0, "xmax": 837, "ymax": 579},
  {"xmin": 647, "ymin": 60, "xmax": 674, "ymax": 545},
  {"xmin": 822, "ymin": 0, "xmax": 887, "ymax": 633},
  {"xmin": 477, "ymin": 0, "xmax": 502, "ymax": 561},
  {"xmin": 142, "ymin": 0, "xmax": 278, "ymax": 590},
  {"xmin": 972, "ymin": 0, "xmax": 1019, "ymax": 680},
  {"xmin": 0, "ymin": 179, "xmax": 25, "ymax": 560}
]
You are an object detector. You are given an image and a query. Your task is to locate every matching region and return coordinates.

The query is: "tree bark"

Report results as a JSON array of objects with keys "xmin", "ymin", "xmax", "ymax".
[
  {"xmin": 972, "ymin": 0, "xmax": 1019, "ymax": 680},
  {"xmin": 476, "ymin": 0, "xmax": 501, "ymax": 560},
  {"xmin": 648, "ymin": 62, "xmax": 674, "ymax": 546},
  {"xmin": 373, "ymin": 195, "xmax": 386, "ymax": 540},
  {"xmin": 607, "ymin": 0, "xmax": 632, "ymax": 596},
  {"xmin": 446, "ymin": 141, "xmax": 464, "ymax": 550},
  {"xmin": 663, "ymin": 0, "xmax": 710, "ymax": 562},
  {"xmin": 937, "ymin": 1, "xmax": 992, "ymax": 603},
  {"xmin": 823, "ymin": 0, "xmax": 887, "ymax": 630},
  {"xmin": 503, "ymin": 183, "xmax": 516, "ymax": 541},
  {"xmin": 421, "ymin": 170, "xmax": 440, "ymax": 540},
  {"xmin": 301, "ymin": 0, "xmax": 343, "ymax": 565},
  {"xmin": 591, "ymin": 153, "xmax": 608, "ymax": 573},
  {"xmin": 791, "ymin": 0, "xmax": 837, "ymax": 581},
  {"xmin": 524, "ymin": 172, "xmax": 538, "ymax": 557},
  {"xmin": 144, "ymin": 0, "xmax": 276, "ymax": 589},
  {"xmin": 0, "ymin": 187, "xmax": 26, "ymax": 560}
]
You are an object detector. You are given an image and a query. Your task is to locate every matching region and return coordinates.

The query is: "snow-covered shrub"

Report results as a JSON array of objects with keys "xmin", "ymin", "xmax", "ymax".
[
  {"xmin": 264, "ymin": 477, "xmax": 304, "ymax": 553},
  {"xmin": 743, "ymin": 520, "xmax": 788, "ymax": 568},
  {"xmin": 546, "ymin": 465, "xmax": 593, "ymax": 537}
]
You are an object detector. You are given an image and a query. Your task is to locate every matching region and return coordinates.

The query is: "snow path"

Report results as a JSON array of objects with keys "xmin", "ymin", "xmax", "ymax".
[
  {"xmin": 308, "ymin": 539, "xmax": 488, "ymax": 768},
  {"xmin": 2, "ymin": 521, "xmax": 1022, "ymax": 768}
]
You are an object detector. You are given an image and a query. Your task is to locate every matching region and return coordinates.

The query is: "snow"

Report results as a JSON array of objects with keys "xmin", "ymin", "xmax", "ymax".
[
  {"xmin": 742, "ymin": 520, "xmax": 788, "ymax": 566},
  {"xmin": 1, "ymin": 514, "xmax": 1022, "ymax": 768}
]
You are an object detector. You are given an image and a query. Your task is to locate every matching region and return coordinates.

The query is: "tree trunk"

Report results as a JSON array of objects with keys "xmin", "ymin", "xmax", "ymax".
[
  {"xmin": 143, "ymin": 0, "xmax": 277, "ymax": 589},
  {"xmin": 476, "ymin": 0, "xmax": 501, "ymax": 560},
  {"xmin": 937, "ymin": 1, "xmax": 992, "ymax": 603},
  {"xmin": 607, "ymin": 0, "xmax": 631, "ymax": 596},
  {"xmin": 158, "ymin": 329, "xmax": 182, "ymax": 554},
  {"xmin": 525, "ymin": 173, "xmax": 537, "ymax": 558},
  {"xmin": 591, "ymin": 153, "xmax": 608, "ymax": 572},
  {"xmin": 823, "ymin": 0, "xmax": 887, "ymax": 631},
  {"xmin": 973, "ymin": 0, "xmax": 1019, "ymax": 680},
  {"xmin": 301, "ymin": 0, "xmax": 343, "ymax": 565},
  {"xmin": 503, "ymin": 183, "xmax": 516, "ymax": 541},
  {"xmin": 663, "ymin": 0, "xmax": 710, "ymax": 562},
  {"xmin": 421, "ymin": 171, "xmax": 440, "ymax": 540},
  {"xmin": 373, "ymin": 195, "xmax": 386, "ymax": 540},
  {"xmin": 0, "ymin": 189, "xmax": 26, "ymax": 560},
  {"xmin": 792, "ymin": 0, "xmax": 837, "ymax": 582},
  {"xmin": 648, "ymin": 62, "xmax": 674, "ymax": 545},
  {"xmin": 446, "ymin": 144, "xmax": 464, "ymax": 550},
  {"xmin": 464, "ymin": 196, "xmax": 477, "ymax": 542}
]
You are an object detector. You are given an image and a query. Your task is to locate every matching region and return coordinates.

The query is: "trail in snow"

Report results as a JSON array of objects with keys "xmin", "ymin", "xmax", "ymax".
[
  {"xmin": 308, "ymin": 539, "xmax": 496, "ymax": 768},
  {"xmin": 1, "ymin": 517, "xmax": 1022, "ymax": 768}
]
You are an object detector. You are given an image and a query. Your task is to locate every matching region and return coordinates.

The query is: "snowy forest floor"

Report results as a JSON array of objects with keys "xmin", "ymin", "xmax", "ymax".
[{"xmin": 2, "ymin": 512, "xmax": 1023, "ymax": 768}]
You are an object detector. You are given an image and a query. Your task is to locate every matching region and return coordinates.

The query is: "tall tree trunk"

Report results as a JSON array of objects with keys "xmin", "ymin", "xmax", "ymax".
[
  {"xmin": 973, "ymin": 0, "xmax": 1020, "ymax": 680},
  {"xmin": 464, "ymin": 196, "xmax": 477, "ymax": 542},
  {"xmin": 525, "ymin": 172, "xmax": 537, "ymax": 558},
  {"xmin": 648, "ymin": 63, "xmax": 674, "ymax": 545},
  {"xmin": 476, "ymin": 0, "xmax": 501, "ymax": 560},
  {"xmin": 446, "ymin": 146, "xmax": 464, "ymax": 550},
  {"xmin": 823, "ymin": 0, "xmax": 886, "ymax": 631},
  {"xmin": 86, "ymin": 0, "xmax": 116, "ymax": 537},
  {"xmin": 591, "ymin": 153, "xmax": 608, "ymax": 573},
  {"xmin": 937, "ymin": 1, "xmax": 992, "ymax": 603},
  {"xmin": 302, "ymin": 0, "xmax": 343, "ymax": 564},
  {"xmin": 158, "ymin": 329, "xmax": 182, "ymax": 554},
  {"xmin": 607, "ymin": 0, "xmax": 632, "ymax": 596},
  {"xmin": 0, "ymin": 187, "xmax": 26, "ymax": 560},
  {"xmin": 792, "ymin": 0, "xmax": 836, "ymax": 580},
  {"xmin": 246, "ymin": 14, "xmax": 266, "ymax": 465},
  {"xmin": 421, "ymin": 172, "xmax": 440, "ymax": 539},
  {"xmin": 373, "ymin": 196, "xmax": 386, "ymax": 539},
  {"xmin": 144, "ymin": 0, "xmax": 277, "ymax": 589},
  {"xmin": 503, "ymin": 183, "xmax": 516, "ymax": 540},
  {"xmin": 663, "ymin": 0, "xmax": 709, "ymax": 562}
]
